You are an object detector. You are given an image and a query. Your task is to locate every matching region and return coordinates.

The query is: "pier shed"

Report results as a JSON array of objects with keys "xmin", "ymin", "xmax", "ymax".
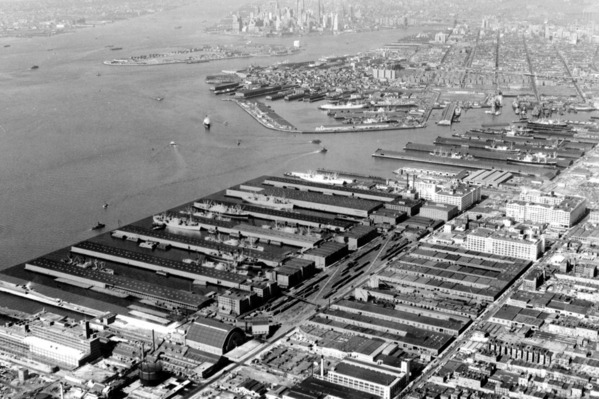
[
  {"xmin": 303, "ymin": 242, "xmax": 349, "ymax": 269},
  {"xmin": 263, "ymin": 176, "xmax": 400, "ymax": 202},
  {"xmin": 335, "ymin": 225, "xmax": 379, "ymax": 250}
]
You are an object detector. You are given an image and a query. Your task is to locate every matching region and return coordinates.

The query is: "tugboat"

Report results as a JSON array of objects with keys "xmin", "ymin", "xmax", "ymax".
[
  {"xmin": 92, "ymin": 222, "xmax": 105, "ymax": 230},
  {"xmin": 203, "ymin": 115, "xmax": 211, "ymax": 129}
]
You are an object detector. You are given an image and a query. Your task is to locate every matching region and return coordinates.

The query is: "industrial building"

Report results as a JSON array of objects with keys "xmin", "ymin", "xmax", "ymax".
[
  {"xmin": 0, "ymin": 312, "xmax": 101, "ymax": 369},
  {"xmin": 464, "ymin": 227, "xmax": 544, "ymax": 261},
  {"xmin": 303, "ymin": 241, "xmax": 349, "ymax": 268},
  {"xmin": 334, "ymin": 225, "xmax": 379, "ymax": 250},
  {"xmin": 185, "ymin": 318, "xmax": 245, "ymax": 356},
  {"xmin": 325, "ymin": 357, "xmax": 408, "ymax": 399},
  {"xmin": 414, "ymin": 180, "xmax": 481, "ymax": 211},
  {"xmin": 419, "ymin": 202, "xmax": 459, "ymax": 221},
  {"xmin": 506, "ymin": 192, "xmax": 586, "ymax": 228}
]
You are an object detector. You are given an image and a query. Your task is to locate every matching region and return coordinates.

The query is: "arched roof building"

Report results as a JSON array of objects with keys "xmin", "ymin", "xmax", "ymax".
[{"xmin": 185, "ymin": 317, "xmax": 245, "ymax": 356}]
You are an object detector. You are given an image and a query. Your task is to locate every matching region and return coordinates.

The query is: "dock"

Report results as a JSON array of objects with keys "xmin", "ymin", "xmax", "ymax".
[
  {"xmin": 113, "ymin": 225, "xmax": 288, "ymax": 263},
  {"xmin": 372, "ymin": 148, "xmax": 559, "ymax": 180},
  {"xmin": 404, "ymin": 142, "xmax": 573, "ymax": 168},
  {"xmin": 25, "ymin": 258, "xmax": 210, "ymax": 310}
]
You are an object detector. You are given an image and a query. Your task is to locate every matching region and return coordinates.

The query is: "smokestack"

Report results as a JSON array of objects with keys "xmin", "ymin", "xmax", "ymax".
[
  {"xmin": 320, "ymin": 355, "xmax": 324, "ymax": 378},
  {"xmin": 60, "ymin": 383, "xmax": 64, "ymax": 399},
  {"xmin": 81, "ymin": 320, "xmax": 90, "ymax": 339}
]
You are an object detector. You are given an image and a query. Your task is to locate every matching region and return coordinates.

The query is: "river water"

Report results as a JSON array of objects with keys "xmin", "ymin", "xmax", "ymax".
[{"xmin": 0, "ymin": 2, "xmax": 597, "ymax": 317}]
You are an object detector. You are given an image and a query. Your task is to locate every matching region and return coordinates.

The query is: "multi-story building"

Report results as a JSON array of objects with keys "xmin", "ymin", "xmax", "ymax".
[
  {"xmin": 325, "ymin": 358, "xmax": 408, "ymax": 399},
  {"xmin": 414, "ymin": 179, "xmax": 481, "ymax": 211},
  {"xmin": 419, "ymin": 202, "xmax": 459, "ymax": 221},
  {"xmin": 217, "ymin": 290, "xmax": 257, "ymax": 316},
  {"xmin": 464, "ymin": 227, "xmax": 544, "ymax": 261},
  {"xmin": 27, "ymin": 317, "xmax": 101, "ymax": 368},
  {"xmin": 0, "ymin": 312, "xmax": 101, "ymax": 369},
  {"xmin": 506, "ymin": 192, "xmax": 586, "ymax": 228}
]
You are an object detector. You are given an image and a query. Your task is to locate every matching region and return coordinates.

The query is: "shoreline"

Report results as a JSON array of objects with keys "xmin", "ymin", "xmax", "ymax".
[{"xmin": 227, "ymin": 98, "xmax": 427, "ymax": 134}]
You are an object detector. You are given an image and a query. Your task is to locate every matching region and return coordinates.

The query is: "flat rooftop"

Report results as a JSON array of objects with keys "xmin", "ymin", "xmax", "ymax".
[
  {"xmin": 237, "ymin": 185, "xmax": 382, "ymax": 212},
  {"xmin": 333, "ymin": 360, "xmax": 398, "ymax": 386},
  {"xmin": 73, "ymin": 241, "xmax": 248, "ymax": 284},
  {"xmin": 26, "ymin": 258, "xmax": 209, "ymax": 308},
  {"xmin": 195, "ymin": 198, "xmax": 353, "ymax": 230},
  {"xmin": 117, "ymin": 225, "xmax": 286, "ymax": 263},
  {"xmin": 263, "ymin": 176, "xmax": 400, "ymax": 199}
]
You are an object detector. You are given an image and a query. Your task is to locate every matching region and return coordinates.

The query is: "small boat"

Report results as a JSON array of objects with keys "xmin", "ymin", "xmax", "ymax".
[
  {"xmin": 92, "ymin": 222, "xmax": 105, "ymax": 230},
  {"xmin": 170, "ymin": 141, "xmax": 176, "ymax": 146},
  {"xmin": 103, "ymin": 203, "xmax": 109, "ymax": 209},
  {"xmin": 30, "ymin": 65, "xmax": 39, "ymax": 70},
  {"xmin": 320, "ymin": 147, "xmax": 328, "ymax": 153},
  {"xmin": 204, "ymin": 115, "xmax": 211, "ymax": 129},
  {"xmin": 311, "ymin": 139, "xmax": 321, "ymax": 144},
  {"xmin": 3, "ymin": 45, "xmax": 10, "ymax": 48},
  {"xmin": 154, "ymin": 97, "xmax": 164, "ymax": 101}
]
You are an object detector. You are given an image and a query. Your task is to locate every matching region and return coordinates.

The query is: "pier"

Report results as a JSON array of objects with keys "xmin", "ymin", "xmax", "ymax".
[
  {"xmin": 405, "ymin": 142, "xmax": 572, "ymax": 168},
  {"xmin": 372, "ymin": 148, "xmax": 559, "ymax": 180},
  {"xmin": 114, "ymin": 225, "xmax": 289, "ymax": 263}
]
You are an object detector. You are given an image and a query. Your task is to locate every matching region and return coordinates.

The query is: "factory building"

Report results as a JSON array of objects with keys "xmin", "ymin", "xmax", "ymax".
[
  {"xmin": 419, "ymin": 202, "xmax": 459, "ymax": 222},
  {"xmin": 325, "ymin": 358, "xmax": 408, "ymax": 399},
  {"xmin": 464, "ymin": 228, "xmax": 544, "ymax": 261},
  {"xmin": 506, "ymin": 192, "xmax": 586, "ymax": 228},
  {"xmin": 0, "ymin": 312, "xmax": 101, "ymax": 369},
  {"xmin": 414, "ymin": 180, "xmax": 481, "ymax": 211}
]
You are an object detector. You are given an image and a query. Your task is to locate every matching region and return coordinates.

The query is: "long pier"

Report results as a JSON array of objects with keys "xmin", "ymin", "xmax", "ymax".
[
  {"xmin": 372, "ymin": 148, "xmax": 559, "ymax": 180},
  {"xmin": 405, "ymin": 142, "xmax": 572, "ymax": 168}
]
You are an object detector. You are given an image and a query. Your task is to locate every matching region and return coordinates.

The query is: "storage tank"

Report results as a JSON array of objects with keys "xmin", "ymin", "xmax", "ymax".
[{"xmin": 139, "ymin": 360, "xmax": 163, "ymax": 386}]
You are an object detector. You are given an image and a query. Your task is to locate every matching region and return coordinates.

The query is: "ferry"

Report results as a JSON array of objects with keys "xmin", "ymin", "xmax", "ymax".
[
  {"xmin": 244, "ymin": 193, "xmax": 294, "ymax": 210},
  {"xmin": 193, "ymin": 201, "xmax": 250, "ymax": 219},
  {"xmin": 285, "ymin": 171, "xmax": 354, "ymax": 185}
]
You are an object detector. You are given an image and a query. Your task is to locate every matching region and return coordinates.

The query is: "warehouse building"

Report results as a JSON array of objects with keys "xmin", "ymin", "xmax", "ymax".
[{"xmin": 185, "ymin": 318, "xmax": 245, "ymax": 356}]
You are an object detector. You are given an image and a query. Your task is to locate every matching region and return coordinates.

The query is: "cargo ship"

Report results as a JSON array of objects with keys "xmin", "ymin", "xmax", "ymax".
[
  {"xmin": 318, "ymin": 102, "xmax": 369, "ymax": 111},
  {"xmin": 193, "ymin": 201, "xmax": 250, "ymax": 219},
  {"xmin": 285, "ymin": 171, "xmax": 354, "ymax": 185},
  {"xmin": 507, "ymin": 152, "xmax": 558, "ymax": 167},
  {"xmin": 152, "ymin": 214, "xmax": 202, "ymax": 231},
  {"xmin": 244, "ymin": 193, "xmax": 294, "ymax": 210},
  {"xmin": 529, "ymin": 119, "xmax": 567, "ymax": 128}
]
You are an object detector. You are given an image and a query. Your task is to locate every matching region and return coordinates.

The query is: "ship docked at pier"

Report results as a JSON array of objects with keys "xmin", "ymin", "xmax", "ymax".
[
  {"xmin": 193, "ymin": 201, "xmax": 250, "ymax": 219},
  {"xmin": 285, "ymin": 171, "xmax": 355, "ymax": 186},
  {"xmin": 506, "ymin": 152, "xmax": 559, "ymax": 167},
  {"xmin": 243, "ymin": 193, "xmax": 294, "ymax": 210},
  {"xmin": 318, "ymin": 102, "xmax": 369, "ymax": 111}
]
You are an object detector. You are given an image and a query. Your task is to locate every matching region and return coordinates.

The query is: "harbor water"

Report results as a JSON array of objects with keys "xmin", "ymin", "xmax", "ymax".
[{"xmin": 0, "ymin": 1, "xmax": 598, "ymax": 316}]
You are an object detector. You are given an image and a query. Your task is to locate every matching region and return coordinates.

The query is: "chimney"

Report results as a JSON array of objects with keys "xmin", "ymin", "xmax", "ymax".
[
  {"xmin": 81, "ymin": 320, "xmax": 90, "ymax": 339},
  {"xmin": 152, "ymin": 330, "xmax": 155, "ymax": 352},
  {"xmin": 320, "ymin": 355, "xmax": 324, "ymax": 378},
  {"xmin": 60, "ymin": 383, "xmax": 64, "ymax": 399}
]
